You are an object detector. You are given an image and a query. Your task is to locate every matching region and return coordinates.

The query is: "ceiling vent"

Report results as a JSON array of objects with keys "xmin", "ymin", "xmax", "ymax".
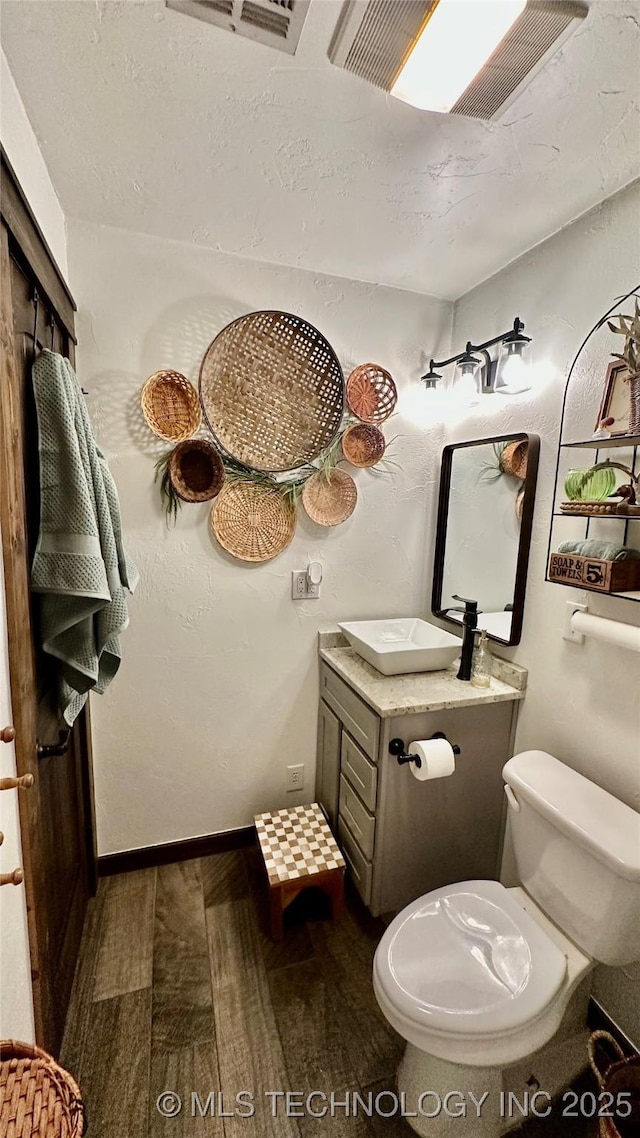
[
  {"xmin": 329, "ymin": 0, "xmax": 588, "ymax": 120},
  {"xmin": 166, "ymin": 0, "xmax": 310, "ymax": 55}
]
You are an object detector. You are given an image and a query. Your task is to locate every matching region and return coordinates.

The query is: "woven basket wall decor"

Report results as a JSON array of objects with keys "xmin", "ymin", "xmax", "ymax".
[
  {"xmin": 168, "ymin": 439, "xmax": 225, "ymax": 503},
  {"xmin": 0, "ymin": 1040, "xmax": 85, "ymax": 1137},
  {"xmin": 141, "ymin": 371, "xmax": 201, "ymax": 442},
  {"xmin": 301, "ymin": 468, "xmax": 357, "ymax": 527},
  {"xmin": 210, "ymin": 480, "xmax": 296, "ymax": 562},
  {"xmin": 501, "ymin": 439, "xmax": 528, "ymax": 480},
  {"xmin": 342, "ymin": 423, "xmax": 386, "ymax": 468},
  {"xmin": 199, "ymin": 311, "xmax": 345, "ymax": 473},
  {"xmin": 346, "ymin": 364, "xmax": 397, "ymax": 424}
]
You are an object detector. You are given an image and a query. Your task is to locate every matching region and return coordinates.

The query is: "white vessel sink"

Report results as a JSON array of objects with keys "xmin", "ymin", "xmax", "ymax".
[{"xmin": 338, "ymin": 618, "xmax": 461, "ymax": 676}]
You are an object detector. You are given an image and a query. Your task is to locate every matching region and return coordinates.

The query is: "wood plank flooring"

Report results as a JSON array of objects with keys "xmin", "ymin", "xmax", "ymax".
[{"xmin": 60, "ymin": 847, "xmax": 598, "ymax": 1137}]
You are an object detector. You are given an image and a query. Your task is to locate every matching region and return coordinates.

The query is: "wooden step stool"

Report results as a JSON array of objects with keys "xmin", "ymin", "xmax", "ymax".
[{"xmin": 254, "ymin": 803, "xmax": 345, "ymax": 940}]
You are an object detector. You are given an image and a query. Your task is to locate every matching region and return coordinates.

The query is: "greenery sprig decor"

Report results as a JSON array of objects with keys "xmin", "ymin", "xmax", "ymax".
[{"xmin": 142, "ymin": 335, "xmax": 397, "ymax": 560}]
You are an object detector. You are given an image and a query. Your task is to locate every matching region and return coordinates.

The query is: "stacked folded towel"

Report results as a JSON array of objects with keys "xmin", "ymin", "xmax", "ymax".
[{"xmin": 556, "ymin": 540, "xmax": 640, "ymax": 561}]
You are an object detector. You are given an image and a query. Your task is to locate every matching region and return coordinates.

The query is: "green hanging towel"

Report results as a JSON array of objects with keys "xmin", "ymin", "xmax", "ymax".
[{"xmin": 31, "ymin": 349, "xmax": 139, "ymax": 725}]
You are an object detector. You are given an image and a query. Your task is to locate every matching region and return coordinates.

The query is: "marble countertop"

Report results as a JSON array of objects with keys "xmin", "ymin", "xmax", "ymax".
[{"xmin": 318, "ymin": 634, "xmax": 527, "ymax": 719}]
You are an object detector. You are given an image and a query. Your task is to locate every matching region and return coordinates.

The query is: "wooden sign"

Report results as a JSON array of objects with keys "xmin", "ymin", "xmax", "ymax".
[{"xmin": 548, "ymin": 553, "xmax": 640, "ymax": 593}]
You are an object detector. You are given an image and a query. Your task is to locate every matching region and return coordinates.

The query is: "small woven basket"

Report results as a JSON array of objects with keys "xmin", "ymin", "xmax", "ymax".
[
  {"xmin": 168, "ymin": 439, "xmax": 225, "ymax": 503},
  {"xmin": 346, "ymin": 364, "xmax": 397, "ymax": 425},
  {"xmin": 302, "ymin": 468, "xmax": 357, "ymax": 526},
  {"xmin": 342, "ymin": 423, "xmax": 386, "ymax": 468},
  {"xmin": 0, "ymin": 1040, "xmax": 84, "ymax": 1137},
  {"xmin": 210, "ymin": 480, "xmax": 296, "ymax": 562},
  {"xmin": 141, "ymin": 371, "xmax": 201, "ymax": 442},
  {"xmin": 588, "ymin": 1030, "xmax": 640, "ymax": 1138},
  {"xmin": 501, "ymin": 439, "xmax": 528, "ymax": 479}
]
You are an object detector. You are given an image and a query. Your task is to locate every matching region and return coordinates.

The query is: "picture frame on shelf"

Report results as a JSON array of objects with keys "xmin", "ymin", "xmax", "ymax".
[{"xmin": 595, "ymin": 359, "xmax": 633, "ymax": 436}]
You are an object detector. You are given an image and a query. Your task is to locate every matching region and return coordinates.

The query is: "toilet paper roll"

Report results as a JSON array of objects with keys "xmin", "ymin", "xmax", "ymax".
[{"xmin": 408, "ymin": 738, "xmax": 456, "ymax": 781}]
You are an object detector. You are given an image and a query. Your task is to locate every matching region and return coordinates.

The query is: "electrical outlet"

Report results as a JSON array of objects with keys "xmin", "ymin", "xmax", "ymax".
[
  {"xmin": 286, "ymin": 763, "xmax": 305, "ymax": 792},
  {"xmin": 291, "ymin": 570, "xmax": 308, "ymax": 599}
]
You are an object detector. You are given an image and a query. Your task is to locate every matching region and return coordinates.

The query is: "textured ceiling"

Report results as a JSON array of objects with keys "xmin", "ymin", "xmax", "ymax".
[{"xmin": 1, "ymin": 0, "xmax": 639, "ymax": 299}]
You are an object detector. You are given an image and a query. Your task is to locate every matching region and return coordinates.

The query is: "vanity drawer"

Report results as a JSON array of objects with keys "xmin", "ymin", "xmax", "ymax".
[
  {"xmin": 320, "ymin": 664, "xmax": 379, "ymax": 761},
  {"xmin": 339, "ymin": 774, "xmax": 375, "ymax": 860},
  {"xmin": 338, "ymin": 816, "xmax": 372, "ymax": 906},
  {"xmin": 341, "ymin": 732, "xmax": 377, "ymax": 812}
]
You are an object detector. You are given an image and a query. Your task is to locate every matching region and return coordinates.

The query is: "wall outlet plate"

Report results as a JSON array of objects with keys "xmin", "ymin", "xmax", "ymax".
[
  {"xmin": 286, "ymin": 763, "xmax": 305, "ymax": 792},
  {"xmin": 563, "ymin": 601, "xmax": 588, "ymax": 644},
  {"xmin": 291, "ymin": 570, "xmax": 321, "ymax": 600},
  {"xmin": 292, "ymin": 570, "xmax": 308, "ymax": 599}
]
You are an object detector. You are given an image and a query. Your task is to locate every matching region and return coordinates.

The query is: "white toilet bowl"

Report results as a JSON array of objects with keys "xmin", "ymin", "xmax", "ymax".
[
  {"xmin": 371, "ymin": 753, "xmax": 640, "ymax": 1137},
  {"xmin": 373, "ymin": 880, "xmax": 593, "ymax": 1137},
  {"xmin": 373, "ymin": 879, "xmax": 592, "ymax": 1069}
]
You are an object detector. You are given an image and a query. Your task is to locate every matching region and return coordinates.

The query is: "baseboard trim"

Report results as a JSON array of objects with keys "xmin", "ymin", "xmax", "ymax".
[
  {"xmin": 98, "ymin": 826, "xmax": 256, "ymax": 876},
  {"xmin": 588, "ymin": 997, "xmax": 639, "ymax": 1056}
]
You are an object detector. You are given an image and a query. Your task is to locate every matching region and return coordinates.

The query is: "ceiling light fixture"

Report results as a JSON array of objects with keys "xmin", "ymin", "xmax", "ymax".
[
  {"xmin": 424, "ymin": 317, "xmax": 532, "ymax": 396},
  {"xmin": 391, "ymin": 0, "xmax": 527, "ymax": 113}
]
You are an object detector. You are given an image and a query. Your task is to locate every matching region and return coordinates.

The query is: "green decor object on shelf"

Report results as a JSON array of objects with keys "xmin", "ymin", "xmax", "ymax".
[{"xmin": 564, "ymin": 466, "xmax": 616, "ymax": 502}]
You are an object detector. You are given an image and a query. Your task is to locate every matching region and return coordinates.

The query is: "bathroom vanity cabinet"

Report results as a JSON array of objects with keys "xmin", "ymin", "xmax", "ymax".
[{"xmin": 316, "ymin": 636, "xmax": 526, "ymax": 916}]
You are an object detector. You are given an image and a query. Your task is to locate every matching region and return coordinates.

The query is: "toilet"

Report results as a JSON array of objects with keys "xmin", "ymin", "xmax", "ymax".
[{"xmin": 373, "ymin": 750, "xmax": 640, "ymax": 1137}]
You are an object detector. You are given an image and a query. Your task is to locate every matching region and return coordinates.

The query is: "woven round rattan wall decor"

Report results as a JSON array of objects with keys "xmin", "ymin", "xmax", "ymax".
[
  {"xmin": 210, "ymin": 480, "xmax": 297, "ymax": 562},
  {"xmin": 302, "ymin": 468, "xmax": 357, "ymax": 527},
  {"xmin": 141, "ymin": 370, "xmax": 201, "ymax": 442},
  {"xmin": 346, "ymin": 363, "xmax": 397, "ymax": 424},
  {"xmin": 168, "ymin": 439, "xmax": 225, "ymax": 503},
  {"xmin": 342, "ymin": 423, "xmax": 386, "ymax": 468},
  {"xmin": 501, "ymin": 439, "xmax": 528, "ymax": 480},
  {"xmin": 199, "ymin": 311, "xmax": 345, "ymax": 473}
]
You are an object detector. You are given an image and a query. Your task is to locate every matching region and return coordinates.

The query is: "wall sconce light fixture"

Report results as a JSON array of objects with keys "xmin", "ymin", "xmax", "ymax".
[{"xmin": 422, "ymin": 317, "xmax": 532, "ymax": 396}]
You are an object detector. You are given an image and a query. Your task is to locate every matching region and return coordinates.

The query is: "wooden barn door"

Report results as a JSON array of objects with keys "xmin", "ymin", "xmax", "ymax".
[{"xmin": 0, "ymin": 149, "xmax": 96, "ymax": 1054}]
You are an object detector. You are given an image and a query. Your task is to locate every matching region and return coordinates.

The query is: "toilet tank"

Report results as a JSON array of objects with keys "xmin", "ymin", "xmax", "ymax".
[{"xmin": 503, "ymin": 751, "xmax": 640, "ymax": 965}]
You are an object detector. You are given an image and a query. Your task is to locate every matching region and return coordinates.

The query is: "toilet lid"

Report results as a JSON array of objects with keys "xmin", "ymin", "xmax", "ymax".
[{"xmin": 374, "ymin": 880, "xmax": 567, "ymax": 1036}]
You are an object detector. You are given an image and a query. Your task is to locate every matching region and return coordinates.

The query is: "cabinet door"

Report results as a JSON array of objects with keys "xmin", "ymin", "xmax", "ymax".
[{"xmin": 315, "ymin": 700, "xmax": 341, "ymax": 828}]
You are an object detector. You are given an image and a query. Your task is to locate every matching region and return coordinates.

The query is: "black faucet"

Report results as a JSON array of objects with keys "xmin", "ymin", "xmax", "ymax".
[{"xmin": 446, "ymin": 594, "xmax": 480, "ymax": 682}]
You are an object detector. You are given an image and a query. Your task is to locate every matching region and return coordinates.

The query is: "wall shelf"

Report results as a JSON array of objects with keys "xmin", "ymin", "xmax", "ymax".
[
  {"xmin": 562, "ymin": 433, "xmax": 640, "ymax": 450},
  {"xmin": 545, "ymin": 285, "xmax": 640, "ymax": 603},
  {"xmin": 552, "ymin": 511, "xmax": 640, "ymax": 521}
]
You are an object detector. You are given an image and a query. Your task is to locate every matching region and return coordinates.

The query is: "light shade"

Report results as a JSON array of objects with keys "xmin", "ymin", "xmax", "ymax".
[
  {"xmin": 496, "ymin": 337, "xmax": 532, "ymax": 394},
  {"xmin": 391, "ymin": 0, "xmax": 527, "ymax": 113}
]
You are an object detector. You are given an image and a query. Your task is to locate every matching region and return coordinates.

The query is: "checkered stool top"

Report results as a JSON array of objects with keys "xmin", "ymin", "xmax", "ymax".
[{"xmin": 254, "ymin": 803, "xmax": 345, "ymax": 885}]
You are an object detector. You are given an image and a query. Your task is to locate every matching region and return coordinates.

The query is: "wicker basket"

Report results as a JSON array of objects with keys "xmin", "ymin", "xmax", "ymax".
[
  {"xmin": 0, "ymin": 1040, "xmax": 84, "ymax": 1137},
  {"xmin": 501, "ymin": 439, "xmax": 528, "ymax": 479},
  {"xmin": 199, "ymin": 311, "xmax": 345, "ymax": 472},
  {"xmin": 301, "ymin": 468, "xmax": 357, "ymax": 526},
  {"xmin": 346, "ymin": 364, "xmax": 397, "ymax": 424},
  {"xmin": 588, "ymin": 1031, "xmax": 640, "ymax": 1138},
  {"xmin": 560, "ymin": 501, "xmax": 640, "ymax": 517},
  {"xmin": 141, "ymin": 371, "xmax": 201, "ymax": 442},
  {"xmin": 168, "ymin": 439, "xmax": 224, "ymax": 503},
  {"xmin": 342, "ymin": 423, "xmax": 385, "ymax": 468},
  {"xmin": 210, "ymin": 480, "xmax": 296, "ymax": 562}
]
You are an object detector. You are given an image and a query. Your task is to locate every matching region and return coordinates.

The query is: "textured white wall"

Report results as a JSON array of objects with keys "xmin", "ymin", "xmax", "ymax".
[
  {"xmin": 448, "ymin": 179, "xmax": 640, "ymax": 1047},
  {"xmin": 67, "ymin": 218, "xmax": 451, "ymax": 857},
  {"xmin": 0, "ymin": 48, "xmax": 68, "ymax": 277}
]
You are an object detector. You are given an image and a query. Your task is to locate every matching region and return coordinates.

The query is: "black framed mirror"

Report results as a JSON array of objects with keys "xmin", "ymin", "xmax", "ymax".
[{"xmin": 432, "ymin": 433, "xmax": 540, "ymax": 646}]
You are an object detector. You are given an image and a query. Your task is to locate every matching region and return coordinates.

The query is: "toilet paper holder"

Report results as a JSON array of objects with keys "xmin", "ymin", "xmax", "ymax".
[{"xmin": 389, "ymin": 732, "xmax": 461, "ymax": 768}]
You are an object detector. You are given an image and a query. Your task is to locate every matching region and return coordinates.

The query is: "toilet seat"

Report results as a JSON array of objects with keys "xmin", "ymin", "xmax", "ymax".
[{"xmin": 374, "ymin": 880, "xmax": 567, "ymax": 1039}]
